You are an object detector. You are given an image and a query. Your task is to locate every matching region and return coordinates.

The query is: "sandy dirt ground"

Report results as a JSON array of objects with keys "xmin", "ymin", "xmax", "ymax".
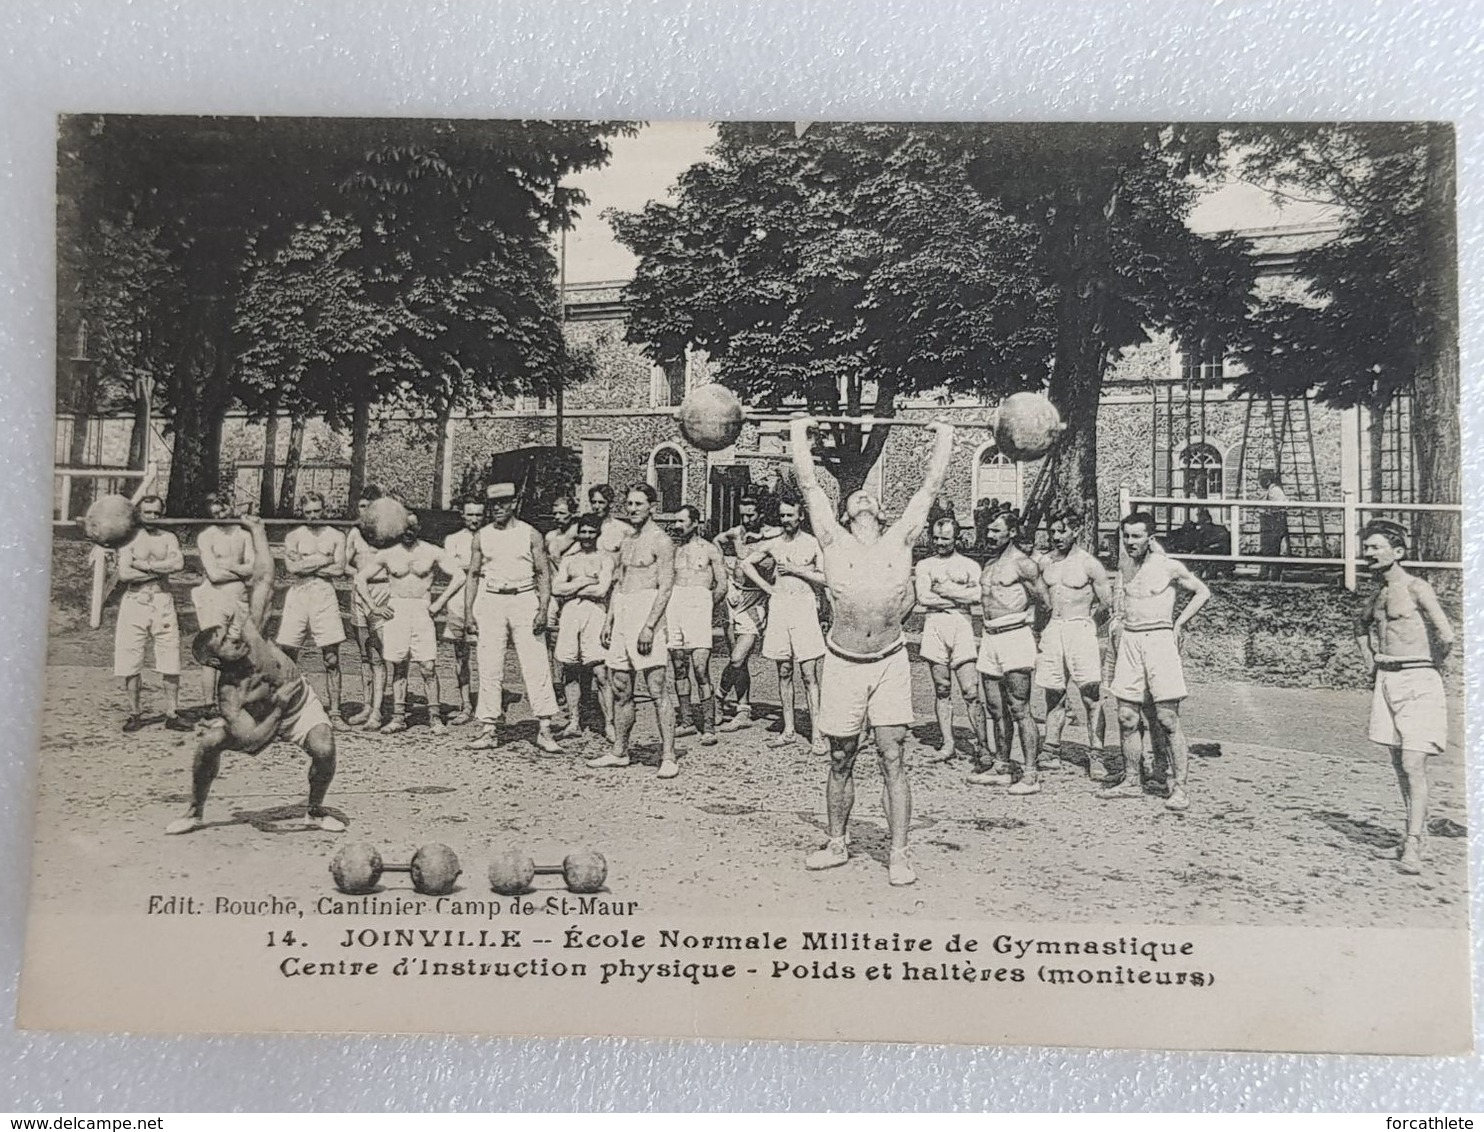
[{"xmin": 30, "ymin": 621, "xmax": 1467, "ymax": 929}]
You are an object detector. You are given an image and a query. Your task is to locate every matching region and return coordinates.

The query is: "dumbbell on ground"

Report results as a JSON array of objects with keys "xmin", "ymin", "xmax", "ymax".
[
  {"xmin": 488, "ymin": 848, "xmax": 607, "ymax": 896},
  {"xmin": 330, "ymin": 842, "xmax": 462, "ymax": 896}
]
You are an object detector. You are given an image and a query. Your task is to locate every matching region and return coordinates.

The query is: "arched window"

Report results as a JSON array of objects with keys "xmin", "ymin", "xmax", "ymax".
[
  {"xmin": 649, "ymin": 444, "xmax": 686, "ymax": 514},
  {"xmin": 973, "ymin": 441, "xmax": 1022, "ymax": 509},
  {"xmin": 1180, "ymin": 442, "xmax": 1223, "ymax": 499}
]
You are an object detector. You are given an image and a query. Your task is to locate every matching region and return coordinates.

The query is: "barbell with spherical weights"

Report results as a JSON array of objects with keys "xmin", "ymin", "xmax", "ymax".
[
  {"xmin": 329, "ymin": 842, "xmax": 462, "ymax": 896},
  {"xmin": 488, "ymin": 848, "xmax": 608, "ymax": 896},
  {"xmin": 674, "ymin": 385, "xmax": 1064, "ymax": 460}
]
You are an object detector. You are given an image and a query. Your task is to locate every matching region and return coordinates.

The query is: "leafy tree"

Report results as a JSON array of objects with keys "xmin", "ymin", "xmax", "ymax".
[
  {"xmin": 1232, "ymin": 123, "xmax": 1458, "ymax": 561},
  {"xmin": 609, "ymin": 122, "xmax": 1056, "ymax": 499}
]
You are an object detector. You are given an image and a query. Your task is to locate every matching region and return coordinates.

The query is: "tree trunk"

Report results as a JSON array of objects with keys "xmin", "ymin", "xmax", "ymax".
[
  {"xmin": 1027, "ymin": 375, "xmax": 1101, "ymax": 541},
  {"xmin": 166, "ymin": 347, "xmax": 229, "ymax": 515},
  {"xmin": 1411, "ymin": 123, "xmax": 1460, "ymax": 566},
  {"xmin": 127, "ymin": 391, "xmax": 150, "ymax": 470},
  {"xmin": 259, "ymin": 403, "xmax": 280, "ymax": 517},
  {"xmin": 348, "ymin": 395, "xmax": 371, "ymax": 504},
  {"xmin": 277, "ymin": 413, "xmax": 306, "ymax": 515},
  {"xmin": 429, "ymin": 399, "xmax": 453, "ymax": 511}
]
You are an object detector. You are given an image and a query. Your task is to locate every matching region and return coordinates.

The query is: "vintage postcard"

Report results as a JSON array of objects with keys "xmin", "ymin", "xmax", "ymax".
[{"xmin": 19, "ymin": 117, "xmax": 1467, "ymax": 1052}]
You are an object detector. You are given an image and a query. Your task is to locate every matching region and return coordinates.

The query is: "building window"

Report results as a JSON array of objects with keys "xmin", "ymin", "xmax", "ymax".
[
  {"xmin": 649, "ymin": 444, "xmax": 686, "ymax": 513},
  {"xmin": 1180, "ymin": 442, "xmax": 1223, "ymax": 498},
  {"xmin": 973, "ymin": 441, "xmax": 1022, "ymax": 509},
  {"xmin": 1181, "ymin": 346, "xmax": 1226, "ymax": 388}
]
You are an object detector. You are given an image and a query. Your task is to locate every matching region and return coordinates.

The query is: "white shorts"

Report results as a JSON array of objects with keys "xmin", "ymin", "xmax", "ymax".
[
  {"xmin": 920, "ymin": 610, "xmax": 977, "ymax": 669},
  {"xmin": 976, "ymin": 624, "xmax": 1038, "ymax": 679},
  {"xmin": 1110, "ymin": 627, "xmax": 1187, "ymax": 704},
  {"xmin": 761, "ymin": 594, "xmax": 826, "ymax": 662},
  {"xmin": 606, "ymin": 591, "xmax": 668, "ymax": 673},
  {"xmin": 1369, "ymin": 665, "xmax": 1446, "ymax": 755},
  {"xmin": 114, "ymin": 589, "xmax": 181, "ymax": 678},
  {"xmin": 190, "ymin": 581, "xmax": 248, "ymax": 632},
  {"xmin": 556, "ymin": 600, "xmax": 607, "ymax": 666},
  {"xmin": 277, "ymin": 580, "xmax": 346, "ymax": 649},
  {"xmin": 279, "ymin": 680, "xmax": 332, "ymax": 747},
  {"xmin": 350, "ymin": 582, "xmax": 391, "ymax": 631},
  {"xmin": 382, "ymin": 597, "xmax": 437, "ymax": 664},
  {"xmin": 667, "ymin": 586, "xmax": 715, "ymax": 651},
  {"xmin": 1035, "ymin": 618, "xmax": 1103, "ymax": 691},
  {"xmin": 817, "ymin": 646, "xmax": 914, "ymax": 737}
]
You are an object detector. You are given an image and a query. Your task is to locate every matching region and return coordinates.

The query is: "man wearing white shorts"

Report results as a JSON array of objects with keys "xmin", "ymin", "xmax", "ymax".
[
  {"xmin": 345, "ymin": 485, "xmax": 390, "ymax": 730},
  {"xmin": 276, "ymin": 492, "xmax": 348, "ymax": 727},
  {"xmin": 1036, "ymin": 507, "xmax": 1114, "ymax": 779},
  {"xmin": 914, "ymin": 517, "xmax": 986, "ymax": 764},
  {"xmin": 464, "ymin": 481, "xmax": 561, "ymax": 753},
  {"xmin": 1101, "ymin": 512, "xmax": 1209, "ymax": 811},
  {"xmin": 587, "ymin": 483, "xmax": 679, "ymax": 779},
  {"xmin": 552, "ymin": 515, "xmax": 615, "ymax": 740},
  {"xmin": 667, "ymin": 505, "xmax": 725, "ymax": 745},
  {"xmin": 974, "ymin": 510, "xmax": 1051, "ymax": 795},
  {"xmin": 744, "ymin": 497, "xmax": 828, "ymax": 753},
  {"xmin": 190, "ymin": 491, "xmax": 254, "ymax": 713},
  {"xmin": 355, "ymin": 513, "xmax": 465, "ymax": 733},
  {"xmin": 115, "ymin": 494, "xmax": 189, "ymax": 733},
  {"xmin": 1356, "ymin": 519, "xmax": 1454, "ymax": 876},
  {"xmin": 441, "ymin": 498, "xmax": 484, "ymax": 724},
  {"xmin": 791, "ymin": 415, "xmax": 955, "ymax": 887}
]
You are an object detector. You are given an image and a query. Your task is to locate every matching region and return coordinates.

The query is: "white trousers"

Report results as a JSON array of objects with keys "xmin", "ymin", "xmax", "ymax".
[{"xmin": 473, "ymin": 590, "xmax": 558, "ymax": 722}]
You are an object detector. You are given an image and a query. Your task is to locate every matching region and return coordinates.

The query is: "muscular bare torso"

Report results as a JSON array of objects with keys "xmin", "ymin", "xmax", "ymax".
[
  {"xmin": 376, "ymin": 541, "xmax": 444, "ymax": 600},
  {"xmin": 1119, "ymin": 552, "xmax": 1181, "ymax": 628},
  {"xmin": 287, "ymin": 525, "xmax": 342, "ymax": 582},
  {"xmin": 618, "ymin": 523, "xmax": 670, "ymax": 593},
  {"xmin": 121, "ymin": 528, "xmax": 180, "ymax": 591},
  {"xmin": 820, "ymin": 536, "xmax": 914, "ymax": 657},
  {"xmin": 198, "ymin": 525, "xmax": 250, "ymax": 587},
  {"xmin": 1365, "ymin": 573, "xmax": 1436, "ymax": 659},
  {"xmin": 980, "ymin": 546, "xmax": 1038, "ymax": 621},
  {"xmin": 1043, "ymin": 547, "xmax": 1101, "ymax": 621},
  {"xmin": 675, "ymin": 537, "xmax": 721, "ymax": 589}
]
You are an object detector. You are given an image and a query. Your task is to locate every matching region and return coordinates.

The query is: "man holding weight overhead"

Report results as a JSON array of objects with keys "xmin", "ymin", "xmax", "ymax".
[{"xmin": 789, "ymin": 415, "xmax": 954, "ymax": 887}]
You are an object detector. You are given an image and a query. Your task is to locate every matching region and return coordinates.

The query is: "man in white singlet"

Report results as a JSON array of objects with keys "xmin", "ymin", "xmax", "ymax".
[
  {"xmin": 973, "ymin": 509, "xmax": 1051, "ymax": 795},
  {"xmin": 743, "ymin": 496, "xmax": 828, "ymax": 754},
  {"xmin": 792, "ymin": 416, "xmax": 954, "ymax": 887},
  {"xmin": 1036, "ymin": 507, "xmax": 1114, "ymax": 779},
  {"xmin": 587, "ymin": 482, "xmax": 679, "ymax": 779},
  {"xmin": 552, "ymin": 514, "xmax": 616, "ymax": 739},
  {"xmin": 1100, "ymin": 511, "xmax": 1209, "ymax": 811},
  {"xmin": 275, "ymin": 491, "xmax": 347, "ymax": 727},
  {"xmin": 913, "ymin": 517, "xmax": 987, "ymax": 765},
  {"xmin": 191, "ymin": 491, "xmax": 254, "ymax": 713},
  {"xmin": 355, "ymin": 513, "xmax": 466, "ymax": 733},
  {"xmin": 441, "ymin": 498, "xmax": 484, "ymax": 724},
  {"xmin": 668, "ymin": 505, "xmax": 726, "ymax": 745},
  {"xmin": 463, "ymin": 481, "xmax": 560, "ymax": 753}
]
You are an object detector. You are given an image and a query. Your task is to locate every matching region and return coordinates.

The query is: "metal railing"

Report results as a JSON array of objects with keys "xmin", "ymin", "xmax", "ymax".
[{"xmin": 1118, "ymin": 487, "xmax": 1463, "ymax": 590}]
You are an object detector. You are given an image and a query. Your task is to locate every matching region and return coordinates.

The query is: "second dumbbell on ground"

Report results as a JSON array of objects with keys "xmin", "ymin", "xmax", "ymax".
[
  {"xmin": 488, "ymin": 848, "xmax": 607, "ymax": 895},
  {"xmin": 330, "ymin": 842, "xmax": 463, "ymax": 896}
]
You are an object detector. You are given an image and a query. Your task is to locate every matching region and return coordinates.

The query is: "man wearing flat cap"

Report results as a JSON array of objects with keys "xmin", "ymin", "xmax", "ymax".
[{"xmin": 463, "ymin": 482, "xmax": 561, "ymax": 753}]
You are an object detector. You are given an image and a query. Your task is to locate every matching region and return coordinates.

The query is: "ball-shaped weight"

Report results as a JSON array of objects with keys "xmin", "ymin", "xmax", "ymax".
[
  {"xmin": 562, "ymin": 849, "xmax": 608, "ymax": 894},
  {"xmin": 82, "ymin": 493, "xmax": 138, "ymax": 548},
  {"xmin": 678, "ymin": 385, "xmax": 746, "ymax": 452},
  {"xmin": 488, "ymin": 849, "xmax": 537, "ymax": 896},
  {"xmin": 994, "ymin": 392, "xmax": 1064, "ymax": 462},
  {"xmin": 409, "ymin": 843, "xmax": 462, "ymax": 896},
  {"xmin": 361, "ymin": 497, "xmax": 410, "ymax": 549},
  {"xmin": 330, "ymin": 843, "xmax": 384, "ymax": 895}
]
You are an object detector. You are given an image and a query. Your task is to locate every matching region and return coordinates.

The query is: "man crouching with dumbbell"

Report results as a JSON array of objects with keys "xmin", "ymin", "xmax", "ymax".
[{"xmin": 165, "ymin": 513, "xmax": 345, "ymax": 836}]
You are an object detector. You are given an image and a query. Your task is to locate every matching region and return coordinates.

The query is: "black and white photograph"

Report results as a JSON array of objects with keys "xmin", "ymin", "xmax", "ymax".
[{"xmin": 20, "ymin": 116, "xmax": 1467, "ymax": 1052}]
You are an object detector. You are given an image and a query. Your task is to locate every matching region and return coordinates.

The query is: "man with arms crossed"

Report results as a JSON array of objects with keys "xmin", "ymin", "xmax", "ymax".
[
  {"xmin": 792, "ymin": 416, "xmax": 953, "ymax": 886},
  {"xmin": 168, "ymin": 514, "xmax": 345, "ymax": 835},
  {"xmin": 743, "ymin": 496, "xmax": 829, "ymax": 754},
  {"xmin": 115, "ymin": 493, "xmax": 189, "ymax": 732},
  {"xmin": 587, "ymin": 483, "xmax": 679, "ymax": 779},
  {"xmin": 552, "ymin": 514, "xmax": 616, "ymax": 740},
  {"xmin": 190, "ymin": 492, "xmax": 255, "ymax": 714},
  {"xmin": 464, "ymin": 482, "xmax": 561, "ymax": 753},
  {"xmin": 355, "ymin": 513, "xmax": 466, "ymax": 734},
  {"xmin": 714, "ymin": 493, "xmax": 777, "ymax": 731},
  {"xmin": 441, "ymin": 497, "xmax": 484, "ymax": 723},
  {"xmin": 914, "ymin": 516, "xmax": 988, "ymax": 765},
  {"xmin": 974, "ymin": 510, "xmax": 1052, "ymax": 795},
  {"xmin": 668, "ymin": 504, "xmax": 726, "ymax": 746},
  {"xmin": 1036, "ymin": 507, "xmax": 1114, "ymax": 780},
  {"xmin": 345, "ymin": 484, "xmax": 390, "ymax": 730},
  {"xmin": 276, "ymin": 492, "xmax": 348, "ymax": 727},
  {"xmin": 1355, "ymin": 519, "xmax": 1454, "ymax": 876},
  {"xmin": 1100, "ymin": 512, "xmax": 1209, "ymax": 811}
]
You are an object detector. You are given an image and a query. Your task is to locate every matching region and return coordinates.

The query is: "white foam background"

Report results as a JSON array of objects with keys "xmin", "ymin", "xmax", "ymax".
[{"xmin": 1, "ymin": 0, "xmax": 1481, "ymax": 1111}]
